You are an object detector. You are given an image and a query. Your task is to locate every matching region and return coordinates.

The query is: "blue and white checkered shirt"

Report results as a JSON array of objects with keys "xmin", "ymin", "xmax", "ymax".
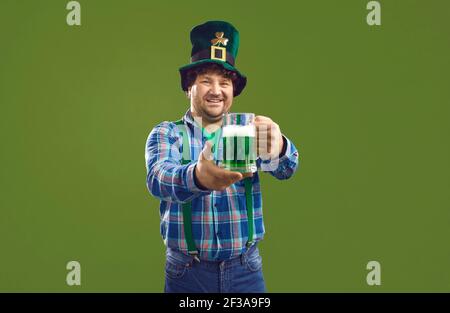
[{"xmin": 145, "ymin": 109, "xmax": 299, "ymax": 260}]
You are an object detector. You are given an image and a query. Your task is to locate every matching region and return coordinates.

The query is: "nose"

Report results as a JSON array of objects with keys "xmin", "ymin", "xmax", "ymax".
[{"xmin": 210, "ymin": 81, "xmax": 221, "ymax": 95}]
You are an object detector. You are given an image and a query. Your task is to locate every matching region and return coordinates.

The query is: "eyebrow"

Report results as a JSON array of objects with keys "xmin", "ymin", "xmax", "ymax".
[{"xmin": 200, "ymin": 75, "xmax": 230, "ymax": 81}]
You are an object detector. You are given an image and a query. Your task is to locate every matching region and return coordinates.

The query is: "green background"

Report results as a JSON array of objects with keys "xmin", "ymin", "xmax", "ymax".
[{"xmin": 1, "ymin": 0, "xmax": 449, "ymax": 292}]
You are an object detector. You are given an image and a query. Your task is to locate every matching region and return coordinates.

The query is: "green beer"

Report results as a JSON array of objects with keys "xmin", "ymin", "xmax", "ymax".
[{"xmin": 221, "ymin": 113, "xmax": 257, "ymax": 173}]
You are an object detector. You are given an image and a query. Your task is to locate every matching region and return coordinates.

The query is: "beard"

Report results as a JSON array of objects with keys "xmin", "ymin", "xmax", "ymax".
[
  {"xmin": 202, "ymin": 105, "xmax": 225, "ymax": 122},
  {"xmin": 194, "ymin": 98, "xmax": 230, "ymax": 123}
]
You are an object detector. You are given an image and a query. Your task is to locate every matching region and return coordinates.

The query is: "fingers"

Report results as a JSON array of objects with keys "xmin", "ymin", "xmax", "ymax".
[
  {"xmin": 255, "ymin": 122, "xmax": 272, "ymax": 132},
  {"xmin": 256, "ymin": 123, "xmax": 271, "ymax": 154},
  {"xmin": 226, "ymin": 171, "xmax": 243, "ymax": 183},
  {"xmin": 206, "ymin": 167, "xmax": 254, "ymax": 191},
  {"xmin": 255, "ymin": 115, "xmax": 272, "ymax": 122},
  {"xmin": 257, "ymin": 130, "xmax": 275, "ymax": 156},
  {"xmin": 219, "ymin": 170, "xmax": 253, "ymax": 185},
  {"xmin": 215, "ymin": 168, "xmax": 252, "ymax": 186},
  {"xmin": 255, "ymin": 121, "xmax": 282, "ymax": 158},
  {"xmin": 257, "ymin": 136, "xmax": 272, "ymax": 154},
  {"xmin": 209, "ymin": 170, "xmax": 242, "ymax": 191}
]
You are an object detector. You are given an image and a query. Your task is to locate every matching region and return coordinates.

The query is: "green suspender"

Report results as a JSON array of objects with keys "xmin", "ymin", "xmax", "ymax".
[
  {"xmin": 174, "ymin": 119, "xmax": 200, "ymax": 261},
  {"xmin": 244, "ymin": 177, "xmax": 254, "ymax": 247},
  {"xmin": 174, "ymin": 118, "xmax": 255, "ymax": 261}
]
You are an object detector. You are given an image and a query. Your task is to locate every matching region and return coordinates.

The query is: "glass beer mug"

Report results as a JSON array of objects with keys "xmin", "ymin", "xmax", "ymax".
[{"xmin": 220, "ymin": 113, "xmax": 257, "ymax": 173}]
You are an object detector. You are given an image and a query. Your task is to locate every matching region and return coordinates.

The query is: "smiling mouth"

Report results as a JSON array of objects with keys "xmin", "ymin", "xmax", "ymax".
[{"xmin": 206, "ymin": 99, "xmax": 223, "ymax": 104}]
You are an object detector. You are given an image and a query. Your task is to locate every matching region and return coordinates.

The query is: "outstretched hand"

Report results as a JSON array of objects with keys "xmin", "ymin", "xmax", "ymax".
[{"xmin": 194, "ymin": 141, "xmax": 252, "ymax": 191}]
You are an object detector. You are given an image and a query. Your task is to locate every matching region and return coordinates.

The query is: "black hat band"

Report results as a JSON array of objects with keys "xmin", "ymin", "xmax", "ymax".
[{"xmin": 191, "ymin": 49, "xmax": 235, "ymax": 66}]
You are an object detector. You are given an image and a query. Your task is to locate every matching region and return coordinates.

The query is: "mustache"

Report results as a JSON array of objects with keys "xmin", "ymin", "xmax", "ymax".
[
  {"xmin": 205, "ymin": 96, "xmax": 227, "ymax": 101},
  {"xmin": 204, "ymin": 93, "xmax": 226, "ymax": 101}
]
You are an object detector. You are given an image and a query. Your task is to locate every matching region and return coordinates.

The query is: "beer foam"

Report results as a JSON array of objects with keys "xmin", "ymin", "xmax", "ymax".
[{"xmin": 222, "ymin": 125, "xmax": 255, "ymax": 137}]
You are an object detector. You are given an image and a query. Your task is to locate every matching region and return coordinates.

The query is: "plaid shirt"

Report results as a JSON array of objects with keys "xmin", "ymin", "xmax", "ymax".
[{"xmin": 145, "ymin": 109, "xmax": 299, "ymax": 260}]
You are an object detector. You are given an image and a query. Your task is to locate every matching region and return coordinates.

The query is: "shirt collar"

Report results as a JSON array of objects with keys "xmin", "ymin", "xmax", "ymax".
[{"xmin": 183, "ymin": 109, "xmax": 197, "ymax": 128}]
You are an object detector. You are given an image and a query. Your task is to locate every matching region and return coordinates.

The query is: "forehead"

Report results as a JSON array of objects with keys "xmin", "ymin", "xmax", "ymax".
[{"xmin": 196, "ymin": 72, "xmax": 231, "ymax": 81}]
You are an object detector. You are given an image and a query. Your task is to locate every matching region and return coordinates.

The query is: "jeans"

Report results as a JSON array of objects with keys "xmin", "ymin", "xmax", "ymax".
[{"xmin": 164, "ymin": 244, "xmax": 266, "ymax": 293}]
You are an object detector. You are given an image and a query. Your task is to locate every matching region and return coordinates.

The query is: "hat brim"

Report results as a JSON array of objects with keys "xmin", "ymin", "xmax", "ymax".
[{"xmin": 179, "ymin": 59, "xmax": 247, "ymax": 97}]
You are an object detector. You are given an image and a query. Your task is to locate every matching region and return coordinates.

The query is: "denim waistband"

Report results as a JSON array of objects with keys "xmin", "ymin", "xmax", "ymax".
[{"xmin": 166, "ymin": 243, "xmax": 258, "ymax": 267}]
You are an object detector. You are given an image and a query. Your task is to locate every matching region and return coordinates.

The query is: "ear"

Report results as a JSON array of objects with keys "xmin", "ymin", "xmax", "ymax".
[{"xmin": 185, "ymin": 89, "xmax": 191, "ymax": 98}]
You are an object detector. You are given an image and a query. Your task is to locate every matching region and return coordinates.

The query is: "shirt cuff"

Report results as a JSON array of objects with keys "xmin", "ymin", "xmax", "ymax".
[
  {"xmin": 278, "ymin": 135, "xmax": 288, "ymax": 158},
  {"xmin": 277, "ymin": 135, "xmax": 292, "ymax": 164},
  {"xmin": 260, "ymin": 135, "xmax": 293, "ymax": 171}
]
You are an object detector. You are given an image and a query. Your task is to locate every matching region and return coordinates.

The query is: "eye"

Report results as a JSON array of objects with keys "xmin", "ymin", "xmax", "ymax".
[{"xmin": 220, "ymin": 81, "xmax": 230, "ymax": 86}]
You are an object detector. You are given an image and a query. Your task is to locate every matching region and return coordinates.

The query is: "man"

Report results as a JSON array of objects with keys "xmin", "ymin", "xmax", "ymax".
[{"xmin": 145, "ymin": 21, "xmax": 299, "ymax": 293}]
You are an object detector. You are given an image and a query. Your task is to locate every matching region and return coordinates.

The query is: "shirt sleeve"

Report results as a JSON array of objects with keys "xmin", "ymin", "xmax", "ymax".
[
  {"xmin": 256, "ymin": 134, "xmax": 300, "ymax": 180},
  {"xmin": 145, "ymin": 121, "xmax": 211, "ymax": 204}
]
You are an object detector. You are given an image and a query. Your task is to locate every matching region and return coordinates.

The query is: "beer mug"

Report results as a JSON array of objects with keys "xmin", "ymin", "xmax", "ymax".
[{"xmin": 220, "ymin": 113, "xmax": 257, "ymax": 173}]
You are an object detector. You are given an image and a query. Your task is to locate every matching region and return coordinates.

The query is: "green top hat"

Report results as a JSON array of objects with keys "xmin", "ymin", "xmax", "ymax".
[{"xmin": 179, "ymin": 21, "xmax": 247, "ymax": 97}]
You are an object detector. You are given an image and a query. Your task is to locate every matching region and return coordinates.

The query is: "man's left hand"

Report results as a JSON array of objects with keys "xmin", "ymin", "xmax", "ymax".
[{"xmin": 254, "ymin": 115, "xmax": 285, "ymax": 159}]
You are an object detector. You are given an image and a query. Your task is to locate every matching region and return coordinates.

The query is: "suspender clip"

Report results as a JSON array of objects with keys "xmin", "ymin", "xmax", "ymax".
[{"xmin": 189, "ymin": 251, "xmax": 201, "ymax": 263}]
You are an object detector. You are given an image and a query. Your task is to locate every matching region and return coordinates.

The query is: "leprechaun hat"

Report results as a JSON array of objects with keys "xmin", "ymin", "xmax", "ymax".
[{"xmin": 179, "ymin": 20, "xmax": 247, "ymax": 97}]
